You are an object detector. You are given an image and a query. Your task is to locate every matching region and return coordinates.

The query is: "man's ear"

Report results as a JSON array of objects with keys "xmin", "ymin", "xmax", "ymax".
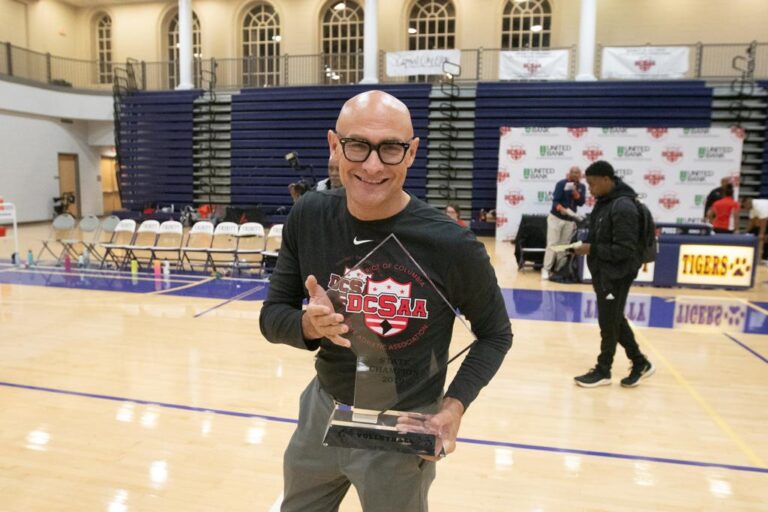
[{"xmin": 405, "ymin": 137, "xmax": 420, "ymax": 167}]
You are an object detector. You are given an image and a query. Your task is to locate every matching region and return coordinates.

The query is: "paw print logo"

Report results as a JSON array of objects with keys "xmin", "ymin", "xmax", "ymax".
[
  {"xmin": 723, "ymin": 306, "xmax": 746, "ymax": 326},
  {"xmin": 728, "ymin": 258, "xmax": 751, "ymax": 277}
]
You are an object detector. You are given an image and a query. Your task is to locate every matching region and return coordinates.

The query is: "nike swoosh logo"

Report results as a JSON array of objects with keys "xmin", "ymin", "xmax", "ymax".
[{"xmin": 353, "ymin": 237, "xmax": 374, "ymax": 245}]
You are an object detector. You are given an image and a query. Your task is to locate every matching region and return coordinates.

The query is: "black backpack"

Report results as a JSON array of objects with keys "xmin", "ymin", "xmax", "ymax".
[{"xmin": 612, "ymin": 197, "xmax": 657, "ymax": 264}]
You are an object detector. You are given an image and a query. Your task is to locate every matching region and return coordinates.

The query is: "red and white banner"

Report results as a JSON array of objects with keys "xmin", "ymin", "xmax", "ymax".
[
  {"xmin": 495, "ymin": 127, "xmax": 744, "ymax": 240},
  {"xmin": 498, "ymin": 50, "xmax": 570, "ymax": 80},
  {"xmin": 601, "ymin": 46, "xmax": 690, "ymax": 79},
  {"xmin": 386, "ymin": 49, "xmax": 461, "ymax": 77}
]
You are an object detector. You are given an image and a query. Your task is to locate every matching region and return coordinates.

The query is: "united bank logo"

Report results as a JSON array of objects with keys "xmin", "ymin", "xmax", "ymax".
[
  {"xmin": 568, "ymin": 128, "xmax": 588, "ymax": 138},
  {"xmin": 643, "ymin": 170, "xmax": 665, "ymax": 186},
  {"xmin": 617, "ymin": 145, "xmax": 651, "ymax": 159},
  {"xmin": 697, "ymin": 146, "xmax": 734, "ymax": 160},
  {"xmin": 615, "ymin": 168, "xmax": 634, "ymax": 179},
  {"xmin": 683, "ymin": 128, "xmax": 710, "ymax": 136},
  {"xmin": 635, "ymin": 59, "xmax": 656, "ymax": 72},
  {"xmin": 539, "ymin": 144, "xmax": 572, "ymax": 158},
  {"xmin": 582, "ymin": 145, "xmax": 603, "ymax": 162},
  {"xmin": 694, "ymin": 194, "xmax": 705, "ymax": 207},
  {"xmin": 662, "ymin": 146, "xmax": 684, "ymax": 163},
  {"xmin": 679, "ymin": 169, "xmax": 715, "ymax": 184},
  {"xmin": 523, "ymin": 167, "xmax": 556, "ymax": 181},
  {"xmin": 505, "ymin": 190, "xmax": 525, "ymax": 207},
  {"xmin": 507, "ymin": 145, "xmax": 527, "ymax": 160},
  {"xmin": 524, "ymin": 127, "xmax": 552, "ymax": 135},
  {"xmin": 659, "ymin": 193, "xmax": 680, "ymax": 210},
  {"xmin": 647, "ymin": 128, "xmax": 668, "ymax": 139},
  {"xmin": 537, "ymin": 191, "xmax": 554, "ymax": 204},
  {"xmin": 497, "ymin": 170, "xmax": 510, "ymax": 183},
  {"xmin": 601, "ymin": 128, "xmax": 629, "ymax": 136}
]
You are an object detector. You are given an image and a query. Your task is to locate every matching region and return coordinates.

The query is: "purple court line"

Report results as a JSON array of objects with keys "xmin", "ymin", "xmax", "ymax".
[
  {"xmin": 0, "ymin": 380, "xmax": 766, "ymax": 475},
  {"xmin": 193, "ymin": 285, "xmax": 265, "ymax": 318},
  {"xmin": 722, "ymin": 333, "xmax": 768, "ymax": 365}
]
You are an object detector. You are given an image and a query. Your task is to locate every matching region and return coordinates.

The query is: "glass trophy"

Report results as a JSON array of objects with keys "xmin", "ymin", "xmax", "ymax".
[{"xmin": 322, "ymin": 234, "xmax": 476, "ymax": 457}]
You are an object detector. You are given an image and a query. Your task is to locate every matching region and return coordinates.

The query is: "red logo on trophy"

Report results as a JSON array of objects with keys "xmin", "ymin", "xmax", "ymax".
[
  {"xmin": 582, "ymin": 145, "xmax": 603, "ymax": 162},
  {"xmin": 505, "ymin": 190, "xmax": 525, "ymax": 207},
  {"xmin": 643, "ymin": 170, "xmax": 666, "ymax": 187},
  {"xmin": 647, "ymin": 128, "xmax": 668, "ymax": 139},
  {"xmin": 568, "ymin": 127, "xmax": 588, "ymax": 139},
  {"xmin": 635, "ymin": 59, "xmax": 656, "ymax": 72},
  {"xmin": 507, "ymin": 146, "xmax": 527, "ymax": 160},
  {"xmin": 662, "ymin": 147, "xmax": 684, "ymax": 163},
  {"xmin": 659, "ymin": 193, "xmax": 680, "ymax": 210}
]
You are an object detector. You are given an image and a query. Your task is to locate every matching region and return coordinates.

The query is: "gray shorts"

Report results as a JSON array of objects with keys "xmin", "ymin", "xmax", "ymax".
[{"xmin": 281, "ymin": 377, "xmax": 436, "ymax": 512}]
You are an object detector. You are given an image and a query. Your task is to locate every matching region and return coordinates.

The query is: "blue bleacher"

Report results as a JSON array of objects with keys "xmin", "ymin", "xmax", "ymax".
[
  {"xmin": 472, "ymin": 80, "xmax": 714, "ymax": 215},
  {"xmin": 118, "ymin": 90, "xmax": 202, "ymax": 210},
  {"xmin": 230, "ymin": 84, "xmax": 430, "ymax": 221},
  {"xmin": 760, "ymin": 81, "xmax": 768, "ymax": 197}
]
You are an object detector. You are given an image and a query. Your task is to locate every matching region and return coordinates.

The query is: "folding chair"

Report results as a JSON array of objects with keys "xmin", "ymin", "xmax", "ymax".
[
  {"xmin": 86, "ymin": 215, "xmax": 120, "ymax": 264},
  {"xmin": 515, "ymin": 214, "xmax": 547, "ymax": 271},
  {"xmin": 262, "ymin": 224, "xmax": 284, "ymax": 274},
  {"xmin": 100, "ymin": 219, "xmax": 136, "ymax": 269},
  {"xmin": 206, "ymin": 222, "xmax": 239, "ymax": 273},
  {"xmin": 37, "ymin": 213, "xmax": 77, "ymax": 264},
  {"xmin": 150, "ymin": 220, "xmax": 184, "ymax": 268},
  {"xmin": 235, "ymin": 222, "xmax": 266, "ymax": 275},
  {"xmin": 123, "ymin": 220, "xmax": 161, "ymax": 269},
  {"xmin": 180, "ymin": 221, "xmax": 214, "ymax": 271},
  {"xmin": 62, "ymin": 215, "xmax": 101, "ymax": 265}
]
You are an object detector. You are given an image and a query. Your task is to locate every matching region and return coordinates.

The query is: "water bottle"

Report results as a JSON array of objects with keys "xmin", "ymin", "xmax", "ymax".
[
  {"xmin": 63, "ymin": 253, "xmax": 72, "ymax": 272},
  {"xmin": 130, "ymin": 259, "xmax": 139, "ymax": 276},
  {"xmin": 27, "ymin": 249, "xmax": 34, "ymax": 267}
]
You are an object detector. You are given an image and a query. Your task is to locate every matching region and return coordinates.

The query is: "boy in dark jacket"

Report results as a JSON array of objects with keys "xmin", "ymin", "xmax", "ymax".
[{"xmin": 572, "ymin": 160, "xmax": 655, "ymax": 388}]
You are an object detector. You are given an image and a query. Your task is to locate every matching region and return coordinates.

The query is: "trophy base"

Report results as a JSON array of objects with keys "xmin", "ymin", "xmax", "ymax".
[{"xmin": 322, "ymin": 404, "xmax": 438, "ymax": 456}]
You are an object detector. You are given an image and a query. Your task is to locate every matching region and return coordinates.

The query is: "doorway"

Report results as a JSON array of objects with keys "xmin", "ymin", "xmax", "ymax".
[
  {"xmin": 57, "ymin": 153, "xmax": 81, "ymax": 218},
  {"xmin": 99, "ymin": 156, "xmax": 121, "ymax": 213}
]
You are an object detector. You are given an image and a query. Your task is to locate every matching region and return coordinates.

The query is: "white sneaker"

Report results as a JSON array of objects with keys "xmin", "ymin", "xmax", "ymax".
[{"xmin": 540, "ymin": 270, "xmax": 550, "ymax": 280}]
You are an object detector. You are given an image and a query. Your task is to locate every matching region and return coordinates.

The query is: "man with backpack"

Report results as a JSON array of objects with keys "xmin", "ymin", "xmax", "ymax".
[{"xmin": 572, "ymin": 160, "xmax": 655, "ymax": 388}]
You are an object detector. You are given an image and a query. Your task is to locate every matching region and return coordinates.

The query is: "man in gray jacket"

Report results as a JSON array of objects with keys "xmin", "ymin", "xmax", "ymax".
[{"xmin": 572, "ymin": 160, "xmax": 654, "ymax": 388}]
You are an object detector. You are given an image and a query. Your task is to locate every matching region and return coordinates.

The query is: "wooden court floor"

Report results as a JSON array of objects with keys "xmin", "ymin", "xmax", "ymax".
[{"xmin": 0, "ymin": 224, "xmax": 767, "ymax": 511}]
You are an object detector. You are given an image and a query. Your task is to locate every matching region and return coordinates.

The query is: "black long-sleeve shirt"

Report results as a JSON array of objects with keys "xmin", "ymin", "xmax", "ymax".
[{"xmin": 259, "ymin": 189, "xmax": 512, "ymax": 411}]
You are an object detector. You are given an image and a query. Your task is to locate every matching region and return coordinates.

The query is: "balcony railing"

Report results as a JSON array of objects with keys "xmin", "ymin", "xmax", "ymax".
[{"xmin": 1, "ymin": 41, "xmax": 766, "ymax": 92}]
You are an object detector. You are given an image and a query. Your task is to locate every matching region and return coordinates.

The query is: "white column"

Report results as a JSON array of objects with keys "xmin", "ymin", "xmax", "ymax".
[
  {"xmin": 176, "ymin": 0, "xmax": 194, "ymax": 90},
  {"xmin": 575, "ymin": 0, "xmax": 597, "ymax": 81},
  {"xmin": 360, "ymin": 0, "xmax": 378, "ymax": 84}
]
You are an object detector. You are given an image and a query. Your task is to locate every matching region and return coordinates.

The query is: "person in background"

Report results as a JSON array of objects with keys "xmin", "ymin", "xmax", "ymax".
[
  {"xmin": 542, "ymin": 166, "xmax": 586, "ymax": 280},
  {"xmin": 315, "ymin": 157, "xmax": 343, "ymax": 191},
  {"xmin": 704, "ymin": 177, "xmax": 731, "ymax": 220},
  {"xmin": 743, "ymin": 197, "xmax": 768, "ymax": 262},
  {"xmin": 707, "ymin": 184, "xmax": 740, "ymax": 234},
  {"xmin": 572, "ymin": 160, "xmax": 654, "ymax": 389},
  {"xmin": 445, "ymin": 203, "xmax": 467, "ymax": 227}
]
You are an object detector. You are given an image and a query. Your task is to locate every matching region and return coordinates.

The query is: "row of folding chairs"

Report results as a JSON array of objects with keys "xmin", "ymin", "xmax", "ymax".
[
  {"xmin": 100, "ymin": 219, "xmax": 283, "ymax": 275},
  {"xmin": 38, "ymin": 214, "xmax": 121, "ymax": 265}
]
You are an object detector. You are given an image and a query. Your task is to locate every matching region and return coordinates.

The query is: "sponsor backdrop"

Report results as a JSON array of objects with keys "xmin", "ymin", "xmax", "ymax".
[
  {"xmin": 495, "ymin": 126, "xmax": 745, "ymax": 240},
  {"xmin": 498, "ymin": 50, "xmax": 570, "ymax": 80},
  {"xmin": 601, "ymin": 46, "xmax": 690, "ymax": 79}
]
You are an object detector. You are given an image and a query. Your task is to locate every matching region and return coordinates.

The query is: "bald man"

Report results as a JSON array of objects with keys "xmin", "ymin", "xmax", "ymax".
[
  {"xmin": 542, "ymin": 166, "xmax": 586, "ymax": 280},
  {"xmin": 259, "ymin": 91, "xmax": 512, "ymax": 512}
]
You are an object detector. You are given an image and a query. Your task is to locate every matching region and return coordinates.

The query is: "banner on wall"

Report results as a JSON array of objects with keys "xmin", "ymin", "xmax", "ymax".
[
  {"xmin": 386, "ymin": 49, "xmax": 461, "ymax": 77},
  {"xmin": 495, "ymin": 126, "xmax": 745, "ymax": 240},
  {"xmin": 601, "ymin": 46, "xmax": 690, "ymax": 79},
  {"xmin": 498, "ymin": 50, "xmax": 570, "ymax": 80}
]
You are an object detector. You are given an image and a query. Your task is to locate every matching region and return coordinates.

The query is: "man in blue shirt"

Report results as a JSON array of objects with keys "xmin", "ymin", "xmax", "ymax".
[{"xmin": 542, "ymin": 166, "xmax": 586, "ymax": 280}]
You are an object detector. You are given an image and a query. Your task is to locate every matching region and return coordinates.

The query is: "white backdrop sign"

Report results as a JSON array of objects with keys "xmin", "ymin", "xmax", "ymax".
[
  {"xmin": 498, "ymin": 50, "xmax": 570, "ymax": 80},
  {"xmin": 601, "ymin": 46, "xmax": 690, "ymax": 79},
  {"xmin": 385, "ymin": 49, "xmax": 461, "ymax": 77},
  {"xmin": 495, "ymin": 126, "xmax": 745, "ymax": 240}
]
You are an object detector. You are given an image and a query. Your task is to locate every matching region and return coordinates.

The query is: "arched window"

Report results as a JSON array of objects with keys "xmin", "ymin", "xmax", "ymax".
[
  {"xmin": 242, "ymin": 3, "xmax": 281, "ymax": 87},
  {"xmin": 321, "ymin": 1, "xmax": 364, "ymax": 85},
  {"xmin": 167, "ymin": 11, "xmax": 202, "ymax": 88},
  {"xmin": 501, "ymin": 0, "xmax": 552, "ymax": 49},
  {"xmin": 407, "ymin": 0, "xmax": 455, "ymax": 51},
  {"xmin": 96, "ymin": 14, "xmax": 112, "ymax": 84}
]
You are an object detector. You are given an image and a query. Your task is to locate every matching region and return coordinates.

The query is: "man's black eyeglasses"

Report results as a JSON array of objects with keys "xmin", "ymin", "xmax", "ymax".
[{"xmin": 335, "ymin": 132, "xmax": 415, "ymax": 165}]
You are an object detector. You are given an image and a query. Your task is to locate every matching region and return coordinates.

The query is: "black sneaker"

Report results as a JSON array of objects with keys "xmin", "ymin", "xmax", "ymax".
[
  {"xmin": 574, "ymin": 367, "xmax": 611, "ymax": 388},
  {"xmin": 620, "ymin": 360, "xmax": 655, "ymax": 388}
]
